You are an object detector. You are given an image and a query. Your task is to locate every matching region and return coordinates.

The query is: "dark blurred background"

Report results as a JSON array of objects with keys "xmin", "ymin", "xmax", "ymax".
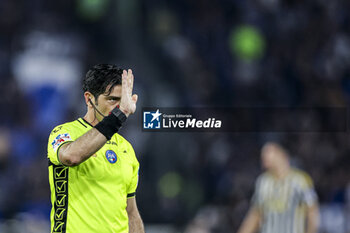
[{"xmin": 0, "ymin": 0, "xmax": 350, "ymax": 232}]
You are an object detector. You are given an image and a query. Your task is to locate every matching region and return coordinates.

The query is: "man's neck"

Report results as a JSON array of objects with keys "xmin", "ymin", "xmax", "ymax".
[
  {"xmin": 83, "ymin": 111, "xmax": 101, "ymax": 126},
  {"xmin": 271, "ymin": 165, "xmax": 290, "ymax": 179}
]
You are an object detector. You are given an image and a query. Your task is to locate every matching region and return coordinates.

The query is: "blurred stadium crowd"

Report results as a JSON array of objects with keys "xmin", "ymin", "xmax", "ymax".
[{"xmin": 0, "ymin": 0, "xmax": 350, "ymax": 232}]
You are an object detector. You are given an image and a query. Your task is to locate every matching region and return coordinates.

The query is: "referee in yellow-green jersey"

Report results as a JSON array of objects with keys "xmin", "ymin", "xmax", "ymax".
[
  {"xmin": 238, "ymin": 142, "xmax": 319, "ymax": 233},
  {"xmin": 47, "ymin": 64, "xmax": 144, "ymax": 233}
]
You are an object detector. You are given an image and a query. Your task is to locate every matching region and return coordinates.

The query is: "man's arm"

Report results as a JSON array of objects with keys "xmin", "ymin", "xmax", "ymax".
[
  {"xmin": 306, "ymin": 203, "xmax": 319, "ymax": 233},
  {"xmin": 298, "ymin": 172, "xmax": 319, "ymax": 233},
  {"xmin": 126, "ymin": 197, "xmax": 145, "ymax": 233},
  {"xmin": 237, "ymin": 207, "xmax": 261, "ymax": 233},
  {"xmin": 58, "ymin": 129, "xmax": 107, "ymax": 166}
]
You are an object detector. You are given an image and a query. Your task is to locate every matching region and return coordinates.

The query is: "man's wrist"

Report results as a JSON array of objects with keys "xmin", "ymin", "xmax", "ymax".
[
  {"xmin": 118, "ymin": 106, "xmax": 130, "ymax": 117},
  {"xmin": 94, "ymin": 107, "xmax": 127, "ymax": 140},
  {"xmin": 111, "ymin": 107, "xmax": 128, "ymax": 122}
]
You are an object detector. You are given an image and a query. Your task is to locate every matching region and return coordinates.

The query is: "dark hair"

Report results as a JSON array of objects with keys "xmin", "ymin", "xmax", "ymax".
[{"xmin": 83, "ymin": 64, "xmax": 123, "ymax": 101}]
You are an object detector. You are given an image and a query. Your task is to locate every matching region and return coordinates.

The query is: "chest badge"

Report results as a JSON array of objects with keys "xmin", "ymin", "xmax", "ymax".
[{"xmin": 105, "ymin": 150, "xmax": 117, "ymax": 164}]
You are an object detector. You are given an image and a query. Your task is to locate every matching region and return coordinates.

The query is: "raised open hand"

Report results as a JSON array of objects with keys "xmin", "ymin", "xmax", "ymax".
[{"xmin": 119, "ymin": 69, "xmax": 138, "ymax": 117}]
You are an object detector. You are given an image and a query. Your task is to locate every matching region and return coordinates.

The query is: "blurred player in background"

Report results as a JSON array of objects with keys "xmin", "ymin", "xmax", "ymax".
[
  {"xmin": 47, "ymin": 64, "xmax": 144, "ymax": 233},
  {"xmin": 237, "ymin": 142, "xmax": 319, "ymax": 233}
]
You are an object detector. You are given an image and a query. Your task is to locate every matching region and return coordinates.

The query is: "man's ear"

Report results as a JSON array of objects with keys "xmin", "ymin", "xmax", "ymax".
[{"xmin": 84, "ymin": 92, "xmax": 94, "ymax": 106}]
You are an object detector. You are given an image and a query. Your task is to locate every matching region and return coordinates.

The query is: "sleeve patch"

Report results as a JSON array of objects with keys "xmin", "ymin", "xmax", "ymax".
[{"xmin": 52, "ymin": 133, "xmax": 72, "ymax": 151}]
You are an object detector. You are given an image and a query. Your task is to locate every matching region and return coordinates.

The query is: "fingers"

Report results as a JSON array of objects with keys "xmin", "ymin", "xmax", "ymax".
[
  {"xmin": 122, "ymin": 69, "xmax": 134, "ymax": 96},
  {"xmin": 120, "ymin": 69, "xmax": 137, "ymax": 115},
  {"xmin": 131, "ymin": 94, "xmax": 138, "ymax": 103},
  {"xmin": 122, "ymin": 70, "xmax": 128, "ymax": 97},
  {"xmin": 129, "ymin": 69, "xmax": 134, "ymax": 95}
]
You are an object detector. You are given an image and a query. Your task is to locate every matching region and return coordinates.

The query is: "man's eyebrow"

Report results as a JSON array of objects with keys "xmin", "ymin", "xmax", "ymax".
[{"xmin": 105, "ymin": 95, "xmax": 121, "ymax": 99}]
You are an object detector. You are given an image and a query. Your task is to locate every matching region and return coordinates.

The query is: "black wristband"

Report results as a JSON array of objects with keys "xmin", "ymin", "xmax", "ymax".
[{"xmin": 94, "ymin": 108, "xmax": 127, "ymax": 140}]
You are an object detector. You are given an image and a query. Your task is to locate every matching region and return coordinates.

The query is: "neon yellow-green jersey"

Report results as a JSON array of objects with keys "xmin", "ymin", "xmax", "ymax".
[{"xmin": 47, "ymin": 118, "xmax": 140, "ymax": 233}]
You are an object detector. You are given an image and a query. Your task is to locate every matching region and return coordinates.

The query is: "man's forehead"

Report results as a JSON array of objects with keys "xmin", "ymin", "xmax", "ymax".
[{"xmin": 103, "ymin": 84, "xmax": 122, "ymax": 96}]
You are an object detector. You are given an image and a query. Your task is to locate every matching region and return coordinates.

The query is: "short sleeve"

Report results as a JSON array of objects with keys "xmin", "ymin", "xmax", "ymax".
[
  {"xmin": 127, "ymin": 145, "xmax": 140, "ymax": 198},
  {"xmin": 47, "ymin": 124, "xmax": 75, "ymax": 165},
  {"xmin": 298, "ymin": 172, "xmax": 318, "ymax": 207}
]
